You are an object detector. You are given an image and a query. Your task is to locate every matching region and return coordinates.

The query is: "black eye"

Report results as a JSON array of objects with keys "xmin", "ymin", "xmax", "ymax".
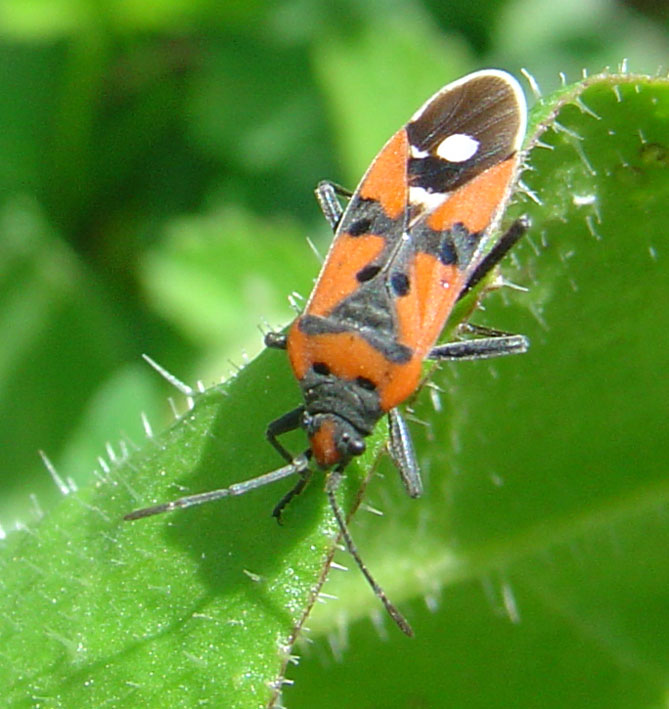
[
  {"xmin": 313, "ymin": 362, "xmax": 330, "ymax": 375},
  {"xmin": 338, "ymin": 430, "xmax": 366, "ymax": 457},
  {"xmin": 349, "ymin": 439, "xmax": 366, "ymax": 456},
  {"xmin": 356, "ymin": 376, "xmax": 376, "ymax": 391}
]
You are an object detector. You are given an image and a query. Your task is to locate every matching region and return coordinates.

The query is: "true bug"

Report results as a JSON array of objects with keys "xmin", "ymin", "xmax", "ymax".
[{"xmin": 125, "ymin": 69, "xmax": 530, "ymax": 637}]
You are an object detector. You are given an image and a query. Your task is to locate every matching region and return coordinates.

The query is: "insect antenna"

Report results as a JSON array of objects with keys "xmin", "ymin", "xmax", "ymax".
[
  {"xmin": 325, "ymin": 469, "xmax": 414, "ymax": 637},
  {"xmin": 124, "ymin": 454, "xmax": 310, "ymax": 521}
]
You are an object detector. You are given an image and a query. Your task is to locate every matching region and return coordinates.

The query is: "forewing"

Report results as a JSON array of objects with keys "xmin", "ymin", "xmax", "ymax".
[
  {"xmin": 394, "ymin": 70, "xmax": 527, "ymax": 355},
  {"xmin": 292, "ymin": 70, "xmax": 526, "ymax": 388},
  {"xmin": 303, "ymin": 129, "xmax": 410, "ymax": 319}
]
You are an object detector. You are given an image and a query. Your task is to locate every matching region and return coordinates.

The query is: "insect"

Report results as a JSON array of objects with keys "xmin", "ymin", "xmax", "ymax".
[{"xmin": 125, "ymin": 69, "xmax": 530, "ymax": 637}]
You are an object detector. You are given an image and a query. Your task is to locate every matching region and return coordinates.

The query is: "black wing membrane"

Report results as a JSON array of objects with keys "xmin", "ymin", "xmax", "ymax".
[{"xmin": 406, "ymin": 70, "xmax": 526, "ymax": 197}]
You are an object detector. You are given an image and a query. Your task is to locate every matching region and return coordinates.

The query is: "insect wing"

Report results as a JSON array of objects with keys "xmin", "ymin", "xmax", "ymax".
[
  {"xmin": 394, "ymin": 70, "xmax": 527, "ymax": 357},
  {"xmin": 302, "ymin": 129, "xmax": 410, "ymax": 320},
  {"xmin": 302, "ymin": 69, "xmax": 526, "ymax": 343},
  {"xmin": 288, "ymin": 70, "xmax": 526, "ymax": 407}
]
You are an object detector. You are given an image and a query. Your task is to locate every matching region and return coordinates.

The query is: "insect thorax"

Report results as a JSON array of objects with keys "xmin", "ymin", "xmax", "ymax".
[{"xmin": 299, "ymin": 367, "xmax": 384, "ymax": 437}]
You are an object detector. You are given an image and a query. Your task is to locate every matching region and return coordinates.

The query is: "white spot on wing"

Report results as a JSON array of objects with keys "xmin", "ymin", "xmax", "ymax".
[
  {"xmin": 408, "ymin": 186, "xmax": 447, "ymax": 213},
  {"xmin": 436, "ymin": 133, "xmax": 479, "ymax": 162},
  {"xmin": 410, "ymin": 145, "xmax": 429, "ymax": 158}
]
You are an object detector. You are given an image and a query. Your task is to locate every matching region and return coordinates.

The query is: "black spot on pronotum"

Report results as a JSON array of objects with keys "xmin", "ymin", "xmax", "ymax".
[
  {"xmin": 356, "ymin": 376, "xmax": 377, "ymax": 391},
  {"xmin": 390, "ymin": 272, "xmax": 410, "ymax": 296},
  {"xmin": 348, "ymin": 217, "xmax": 372, "ymax": 236},
  {"xmin": 450, "ymin": 222, "xmax": 481, "ymax": 266},
  {"xmin": 312, "ymin": 362, "xmax": 330, "ymax": 375},
  {"xmin": 357, "ymin": 264, "xmax": 381, "ymax": 282},
  {"xmin": 439, "ymin": 236, "xmax": 458, "ymax": 265}
]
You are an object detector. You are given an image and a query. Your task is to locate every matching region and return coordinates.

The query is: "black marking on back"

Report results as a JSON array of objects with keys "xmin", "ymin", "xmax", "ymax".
[
  {"xmin": 408, "ymin": 155, "xmax": 461, "ymax": 194},
  {"xmin": 299, "ymin": 298, "xmax": 413, "ymax": 364},
  {"xmin": 356, "ymin": 376, "xmax": 377, "ymax": 391},
  {"xmin": 390, "ymin": 272, "xmax": 410, "ymax": 296},
  {"xmin": 330, "ymin": 282, "xmax": 393, "ymax": 334},
  {"xmin": 410, "ymin": 220, "xmax": 482, "ymax": 268},
  {"xmin": 449, "ymin": 222, "xmax": 480, "ymax": 265},
  {"xmin": 348, "ymin": 217, "xmax": 373, "ymax": 236},
  {"xmin": 301, "ymin": 189, "xmax": 417, "ymax": 364},
  {"xmin": 339, "ymin": 196, "xmax": 399, "ymax": 237},
  {"xmin": 407, "ymin": 73, "xmax": 521, "ymax": 195},
  {"xmin": 438, "ymin": 236, "xmax": 458, "ymax": 265},
  {"xmin": 357, "ymin": 264, "xmax": 382, "ymax": 282}
]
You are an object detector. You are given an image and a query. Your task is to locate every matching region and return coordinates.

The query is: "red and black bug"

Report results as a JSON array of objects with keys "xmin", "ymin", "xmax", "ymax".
[{"xmin": 125, "ymin": 69, "xmax": 530, "ymax": 636}]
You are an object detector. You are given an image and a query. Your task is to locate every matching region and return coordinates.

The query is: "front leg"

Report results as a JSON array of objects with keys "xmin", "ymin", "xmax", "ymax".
[
  {"xmin": 264, "ymin": 331, "xmax": 288, "ymax": 350},
  {"xmin": 266, "ymin": 406, "xmax": 305, "ymax": 462},
  {"xmin": 271, "ymin": 462, "xmax": 313, "ymax": 523},
  {"xmin": 315, "ymin": 180, "xmax": 353, "ymax": 232},
  {"xmin": 266, "ymin": 408, "xmax": 313, "ymax": 522}
]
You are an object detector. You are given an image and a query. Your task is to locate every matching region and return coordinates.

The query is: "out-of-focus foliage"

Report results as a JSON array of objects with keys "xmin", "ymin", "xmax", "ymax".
[{"xmin": 0, "ymin": 1, "xmax": 667, "ymax": 707}]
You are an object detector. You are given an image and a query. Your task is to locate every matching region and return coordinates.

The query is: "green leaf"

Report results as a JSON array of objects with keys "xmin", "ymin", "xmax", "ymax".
[
  {"xmin": 2, "ymin": 71, "xmax": 668, "ymax": 708},
  {"xmin": 0, "ymin": 342, "xmax": 387, "ymax": 707}
]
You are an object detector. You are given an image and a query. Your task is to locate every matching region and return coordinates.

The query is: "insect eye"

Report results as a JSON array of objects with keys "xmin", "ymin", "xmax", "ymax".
[
  {"xmin": 313, "ymin": 362, "xmax": 330, "ymax": 375},
  {"xmin": 356, "ymin": 376, "xmax": 377, "ymax": 391},
  {"xmin": 339, "ymin": 430, "xmax": 366, "ymax": 456},
  {"xmin": 349, "ymin": 438, "xmax": 366, "ymax": 456}
]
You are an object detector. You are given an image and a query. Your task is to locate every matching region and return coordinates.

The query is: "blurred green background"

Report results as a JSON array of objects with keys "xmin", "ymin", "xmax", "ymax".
[{"xmin": 0, "ymin": 0, "xmax": 667, "ymax": 705}]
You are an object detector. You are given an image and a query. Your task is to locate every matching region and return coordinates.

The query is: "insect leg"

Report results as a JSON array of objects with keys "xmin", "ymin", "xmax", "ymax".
[
  {"xmin": 428, "ymin": 333, "xmax": 529, "ymax": 361},
  {"xmin": 325, "ymin": 468, "xmax": 414, "ymax": 636},
  {"xmin": 124, "ymin": 453, "xmax": 311, "ymax": 521},
  {"xmin": 264, "ymin": 331, "xmax": 287, "ymax": 349},
  {"xmin": 271, "ymin": 460, "xmax": 314, "ymax": 523},
  {"xmin": 460, "ymin": 216, "xmax": 530, "ymax": 298},
  {"xmin": 315, "ymin": 180, "xmax": 353, "ymax": 231},
  {"xmin": 387, "ymin": 409, "xmax": 423, "ymax": 498},
  {"xmin": 461, "ymin": 323, "xmax": 519, "ymax": 338},
  {"xmin": 266, "ymin": 406, "xmax": 305, "ymax": 462}
]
